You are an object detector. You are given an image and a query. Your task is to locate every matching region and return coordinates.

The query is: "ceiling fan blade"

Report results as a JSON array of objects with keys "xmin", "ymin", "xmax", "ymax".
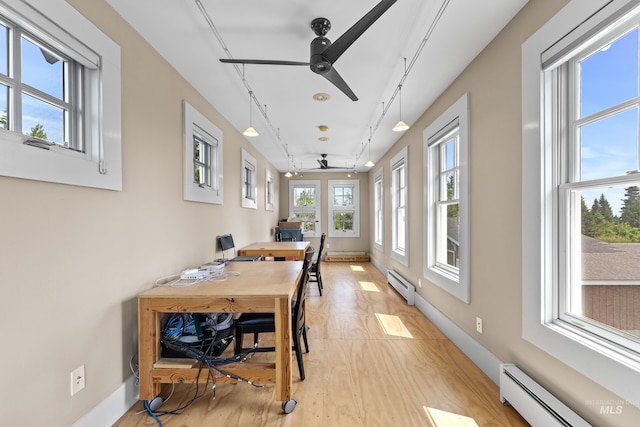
[
  {"xmin": 322, "ymin": 67, "xmax": 358, "ymax": 101},
  {"xmin": 323, "ymin": 0, "xmax": 397, "ymax": 64},
  {"xmin": 220, "ymin": 58, "xmax": 310, "ymax": 66}
]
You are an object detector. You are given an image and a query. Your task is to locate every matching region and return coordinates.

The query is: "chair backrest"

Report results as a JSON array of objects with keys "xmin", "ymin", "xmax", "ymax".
[
  {"xmin": 293, "ymin": 247, "xmax": 314, "ymax": 327},
  {"xmin": 315, "ymin": 233, "xmax": 326, "ymax": 270}
]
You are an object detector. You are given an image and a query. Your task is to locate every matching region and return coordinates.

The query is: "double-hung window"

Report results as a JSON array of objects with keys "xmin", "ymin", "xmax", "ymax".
[
  {"xmin": 289, "ymin": 180, "xmax": 320, "ymax": 237},
  {"xmin": 424, "ymin": 93, "xmax": 470, "ymax": 302},
  {"xmin": 328, "ymin": 179, "xmax": 360, "ymax": 237},
  {"xmin": 183, "ymin": 101, "xmax": 223, "ymax": 204},
  {"xmin": 390, "ymin": 147, "xmax": 409, "ymax": 265},
  {"xmin": 0, "ymin": 0, "xmax": 121, "ymax": 190},
  {"xmin": 241, "ymin": 149, "xmax": 257, "ymax": 209},
  {"xmin": 265, "ymin": 169, "xmax": 274, "ymax": 211},
  {"xmin": 374, "ymin": 168, "xmax": 384, "ymax": 250},
  {"xmin": 523, "ymin": 0, "xmax": 640, "ymax": 405}
]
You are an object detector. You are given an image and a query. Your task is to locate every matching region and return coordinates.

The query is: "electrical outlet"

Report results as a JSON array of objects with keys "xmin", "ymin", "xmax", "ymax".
[
  {"xmin": 476, "ymin": 317, "xmax": 483, "ymax": 334},
  {"xmin": 326, "ymin": 243, "xmax": 330, "ymax": 249},
  {"xmin": 70, "ymin": 365, "xmax": 85, "ymax": 396}
]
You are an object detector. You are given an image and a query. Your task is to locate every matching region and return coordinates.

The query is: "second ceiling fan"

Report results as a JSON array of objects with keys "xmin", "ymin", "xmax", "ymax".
[{"xmin": 219, "ymin": 0, "xmax": 397, "ymax": 101}]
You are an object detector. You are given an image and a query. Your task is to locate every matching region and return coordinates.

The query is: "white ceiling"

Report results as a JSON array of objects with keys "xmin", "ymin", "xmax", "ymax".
[{"xmin": 107, "ymin": 0, "xmax": 528, "ymax": 172}]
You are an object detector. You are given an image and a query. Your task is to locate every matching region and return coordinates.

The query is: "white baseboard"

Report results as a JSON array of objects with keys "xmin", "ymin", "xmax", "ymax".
[
  {"xmin": 72, "ymin": 374, "xmax": 138, "ymax": 427},
  {"xmin": 370, "ymin": 259, "xmax": 501, "ymax": 385}
]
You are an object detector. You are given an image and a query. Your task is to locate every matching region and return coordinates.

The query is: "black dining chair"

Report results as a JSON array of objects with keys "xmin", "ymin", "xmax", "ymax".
[
  {"xmin": 308, "ymin": 233, "xmax": 325, "ymax": 295},
  {"xmin": 233, "ymin": 247, "xmax": 314, "ymax": 380}
]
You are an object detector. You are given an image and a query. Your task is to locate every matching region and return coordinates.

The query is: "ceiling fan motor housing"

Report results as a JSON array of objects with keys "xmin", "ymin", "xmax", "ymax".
[{"xmin": 310, "ymin": 37, "xmax": 332, "ymax": 74}]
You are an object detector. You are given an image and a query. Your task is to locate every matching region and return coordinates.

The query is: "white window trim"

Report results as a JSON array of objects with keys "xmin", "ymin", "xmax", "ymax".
[
  {"xmin": 390, "ymin": 146, "xmax": 409, "ymax": 266},
  {"xmin": 289, "ymin": 179, "xmax": 320, "ymax": 238},
  {"xmin": 241, "ymin": 149, "xmax": 257, "ymax": 209},
  {"xmin": 265, "ymin": 169, "xmax": 274, "ymax": 211},
  {"xmin": 373, "ymin": 167, "xmax": 384, "ymax": 251},
  {"xmin": 0, "ymin": 0, "xmax": 121, "ymax": 191},
  {"xmin": 328, "ymin": 179, "xmax": 360, "ymax": 238},
  {"xmin": 522, "ymin": 0, "xmax": 640, "ymax": 407},
  {"xmin": 424, "ymin": 93, "xmax": 470, "ymax": 303},
  {"xmin": 183, "ymin": 101, "xmax": 223, "ymax": 204}
]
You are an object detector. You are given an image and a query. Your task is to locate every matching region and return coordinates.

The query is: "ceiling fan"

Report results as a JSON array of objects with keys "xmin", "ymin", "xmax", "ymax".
[
  {"xmin": 219, "ymin": 0, "xmax": 397, "ymax": 101},
  {"xmin": 308, "ymin": 153, "xmax": 350, "ymax": 170}
]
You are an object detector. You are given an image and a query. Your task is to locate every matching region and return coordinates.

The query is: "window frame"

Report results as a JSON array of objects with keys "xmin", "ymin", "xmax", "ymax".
[
  {"xmin": 265, "ymin": 168, "xmax": 274, "ymax": 211},
  {"xmin": 241, "ymin": 148, "xmax": 257, "ymax": 209},
  {"xmin": 0, "ymin": 0, "xmax": 121, "ymax": 191},
  {"xmin": 424, "ymin": 93, "xmax": 470, "ymax": 303},
  {"xmin": 183, "ymin": 101, "xmax": 223, "ymax": 204},
  {"xmin": 289, "ymin": 179, "xmax": 321, "ymax": 238},
  {"xmin": 522, "ymin": 0, "xmax": 640, "ymax": 407},
  {"xmin": 328, "ymin": 179, "xmax": 360, "ymax": 238},
  {"xmin": 390, "ymin": 146, "xmax": 409, "ymax": 266},
  {"xmin": 373, "ymin": 167, "xmax": 384, "ymax": 251}
]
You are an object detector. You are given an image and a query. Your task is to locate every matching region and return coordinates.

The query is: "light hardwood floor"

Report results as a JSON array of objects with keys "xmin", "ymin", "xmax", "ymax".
[{"xmin": 115, "ymin": 261, "xmax": 528, "ymax": 426}]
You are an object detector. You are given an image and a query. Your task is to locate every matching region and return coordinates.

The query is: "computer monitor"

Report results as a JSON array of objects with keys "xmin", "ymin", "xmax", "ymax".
[{"xmin": 218, "ymin": 234, "xmax": 235, "ymax": 252}]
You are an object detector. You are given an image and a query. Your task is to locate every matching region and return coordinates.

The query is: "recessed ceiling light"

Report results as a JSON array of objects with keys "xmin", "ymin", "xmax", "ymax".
[
  {"xmin": 313, "ymin": 93, "xmax": 331, "ymax": 102},
  {"xmin": 318, "ymin": 137, "xmax": 329, "ymax": 141},
  {"xmin": 318, "ymin": 125, "xmax": 329, "ymax": 132}
]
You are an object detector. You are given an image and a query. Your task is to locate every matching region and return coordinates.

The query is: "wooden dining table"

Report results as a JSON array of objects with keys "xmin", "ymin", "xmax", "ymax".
[
  {"xmin": 137, "ymin": 261, "xmax": 303, "ymax": 413},
  {"xmin": 237, "ymin": 241, "xmax": 310, "ymax": 261}
]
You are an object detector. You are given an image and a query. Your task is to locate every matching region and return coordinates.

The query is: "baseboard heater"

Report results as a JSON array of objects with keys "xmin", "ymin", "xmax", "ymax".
[
  {"xmin": 500, "ymin": 364, "xmax": 591, "ymax": 427},
  {"xmin": 387, "ymin": 270, "xmax": 415, "ymax": 305}
]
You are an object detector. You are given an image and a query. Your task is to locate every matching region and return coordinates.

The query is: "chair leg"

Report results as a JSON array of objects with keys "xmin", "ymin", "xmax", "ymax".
[
  {"xmin": 302, "ymin": 325, "xmax": 309, "ymax": 353},
  {"xmin": 318, "ymin": 271, "xmax": 323, "ymax": 289},
  {"xmin": 292, "ymin": 332, "xmax": 305, "ymax": 380}
]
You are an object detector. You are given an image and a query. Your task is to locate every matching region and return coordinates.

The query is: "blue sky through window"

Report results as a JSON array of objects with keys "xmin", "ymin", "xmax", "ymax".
[{"xmin": 579, "ymin": 27, "xmax": 639, "ymax": 215}]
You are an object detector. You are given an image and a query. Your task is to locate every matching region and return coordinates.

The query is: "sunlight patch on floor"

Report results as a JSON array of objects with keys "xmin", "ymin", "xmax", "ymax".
[
  {"xmin": 424, "ymin": 407, "xmax": 479, "ymax": 427},
  {"xmin": 375, "ymin": 313, "xmax": 413, "ymax": 338},
  {"xmin": 358, "ymin": 281, "xmax": 380, "ymax": 292},
  {"xmin": 350, "ymin": 265, "xmax": 365, "ymax": 272}
]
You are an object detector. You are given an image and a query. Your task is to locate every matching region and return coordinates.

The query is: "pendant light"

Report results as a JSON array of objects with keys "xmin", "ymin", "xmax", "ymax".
[
  {"xmin": 393, "ymin": 58, "xmax": 409, "ymax": 132},
  {"xmin": 243, "ymin": 90, "xmax": 259, "ymax": 137},
  {"xmin": 284, "ymin": 150, "xmax": 292, "ymax": 177},
  {"xmin": 365, "ymin": 129, "xmax": 375, "ymax": 167},
  {"xmin": 392, "ymin": 84, "xmax": 409, "ymax": 132}
]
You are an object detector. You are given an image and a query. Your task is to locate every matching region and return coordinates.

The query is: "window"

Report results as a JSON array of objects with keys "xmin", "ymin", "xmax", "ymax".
[
  {"xmin": 523, "ymin": 0, "xmax": 640, "ymax": 405},
  {"xmin": 374, "ymin": 168, "xmax": 384, "ymax": 250},
  {"xmin": 265, "ymin": 169, "xmax": 274, "ymax": 211},
  {"xmin": 289, "ymin": 180, "xmax": 320, "ymax": 237},
  {"xmin": 424, "ymin": 93, "xmax": 470, "ymax": 302},
  {"xmin": 328, "ymin": 179, "xmax": 360, "ymax": 237},
  {"xmin": 390, "ymin": 147, "xmax": 409, "ymax": 265},
  {"xmin": 0, "ymin": 0, "xmax": 121, "ymax": 190},
  {"xmin": 241, "ymin": 149, "xmax": 257, "ymax": 209},
  {"xmin": 183, "ymin": 101, "xmax": 223, "ymax": 204}
]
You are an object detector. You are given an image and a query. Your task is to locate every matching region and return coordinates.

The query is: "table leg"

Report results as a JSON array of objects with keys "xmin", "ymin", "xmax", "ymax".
[
  {"xmin": 274, "ymin": 295, "xmax": 293, "ymax": 402},
  {"xmin": 138, "ymin": 298, "xmax": 161, "ymax": 400}
]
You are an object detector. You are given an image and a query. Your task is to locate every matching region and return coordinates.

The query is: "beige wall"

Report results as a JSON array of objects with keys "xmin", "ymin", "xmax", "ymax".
[
  {"xmin": 0, "ymin": 1, "xmax": 279, "ymax": 425},
  {"xmin": 370, "ymin": 0, "xmax": 640, "ymax": 425}
]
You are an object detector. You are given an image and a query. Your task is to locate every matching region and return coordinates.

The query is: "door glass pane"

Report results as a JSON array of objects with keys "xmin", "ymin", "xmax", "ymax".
[
  {"xmin": 22, "ymin": 93, "xmax": 64, "ymax": 144},
  {"xmin": 21, "ymin": 36, "xmax": 64, "ymax": 100},
  {"xmin": 580, "ymin": 28, "xmax": 638, "ymax": 118},
  {"xmin": 580, "ymin": 108, "xmax": 638, "ymax": 181}
]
